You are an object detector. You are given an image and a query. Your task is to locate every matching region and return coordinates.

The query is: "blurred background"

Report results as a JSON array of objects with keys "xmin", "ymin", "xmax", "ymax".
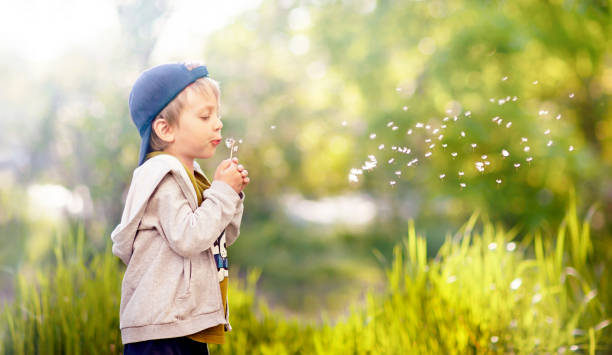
[{"xmin": 1, "ymin": 0, "xmax": 610, "ymax": 322}]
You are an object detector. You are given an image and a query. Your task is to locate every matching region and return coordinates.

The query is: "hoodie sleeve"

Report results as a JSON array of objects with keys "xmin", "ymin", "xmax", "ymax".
[
  {"xmin": 150, "ymin": 174, "xmax": 240, "ymax": 258},
  {"xmin": 224, "ymin": 192, "xmax": 244, "ymax": 247}
]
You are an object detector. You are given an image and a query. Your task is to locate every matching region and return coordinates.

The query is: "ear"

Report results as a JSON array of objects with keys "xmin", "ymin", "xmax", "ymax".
[{"xmin": 152, "ymin": 118, "xmax": 175, "ymax": 143}]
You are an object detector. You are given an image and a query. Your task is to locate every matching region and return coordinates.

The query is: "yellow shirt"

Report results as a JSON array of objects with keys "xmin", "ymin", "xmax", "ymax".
[{"xmin": 146, "ymin": 152, "xmax": 228, "ymax": 345}]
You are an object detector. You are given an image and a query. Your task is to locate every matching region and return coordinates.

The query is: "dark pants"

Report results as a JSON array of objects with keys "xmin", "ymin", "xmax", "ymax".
[{"xmin": 123, "ymin": 337, "xmax": 209, "ymax": 355}]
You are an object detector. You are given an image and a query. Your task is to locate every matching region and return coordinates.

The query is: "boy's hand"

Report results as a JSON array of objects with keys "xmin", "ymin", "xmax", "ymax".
[
  {"xmin": 231, "ymin": 157, "xmax": 250, "ymax": 191},
  {"xmin": 214, "ymin": 159, "xmax": 243, "ymax": 193}
]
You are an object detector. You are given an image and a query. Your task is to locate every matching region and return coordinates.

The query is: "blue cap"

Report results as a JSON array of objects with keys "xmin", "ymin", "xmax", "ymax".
[{"xmin": 128, "ymin": 63, "xmax": 209, "ymax": 166}]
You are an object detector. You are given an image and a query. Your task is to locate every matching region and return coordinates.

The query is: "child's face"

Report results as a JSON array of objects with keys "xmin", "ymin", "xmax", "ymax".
[{"xmin": 171, "ymin": 90, "xmax": 222, "ymax": 161}]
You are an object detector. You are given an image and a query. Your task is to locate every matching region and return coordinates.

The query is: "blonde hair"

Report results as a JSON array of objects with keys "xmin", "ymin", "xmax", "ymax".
[{"xmin": 149, "ymin": 67, "xmax": 221, "ymax": 151}]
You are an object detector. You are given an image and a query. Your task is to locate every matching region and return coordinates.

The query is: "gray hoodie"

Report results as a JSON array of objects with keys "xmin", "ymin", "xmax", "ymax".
[{"xmin": 111, "ymin": 154, "xmax": 244, "ymax": 344}]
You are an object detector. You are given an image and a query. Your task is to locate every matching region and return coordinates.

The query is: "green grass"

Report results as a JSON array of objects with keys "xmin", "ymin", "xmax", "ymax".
[{"xmin": 1, "ymin": 202, "xmax": 610, "ymax": 354}]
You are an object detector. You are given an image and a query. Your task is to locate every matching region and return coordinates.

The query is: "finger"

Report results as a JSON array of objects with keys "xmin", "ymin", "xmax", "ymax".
[
  {"xmin": 241, "ymin": 170, "xmax": 248, "ymax": 177},
  {"xmin": 243, "ymin": 177, "xmax": 250, "ymax": 185},
  {"xmin": 232, "ymin": 157, "xmax": 239, "ymax": 164}
]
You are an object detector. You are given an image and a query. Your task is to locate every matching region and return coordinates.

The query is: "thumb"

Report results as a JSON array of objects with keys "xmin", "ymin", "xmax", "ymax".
[{"xmin": 219, "ymin": 159, "xmax": 232, "ymax": 169}]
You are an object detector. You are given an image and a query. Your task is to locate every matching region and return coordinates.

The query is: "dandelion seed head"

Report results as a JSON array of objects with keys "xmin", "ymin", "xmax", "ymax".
[
  {"xmin": 425, "ymin": 151, "xmax": 432, "ymax": 157},
  {"xmin": 556, "ymin": 114, "xmax": 562, "ymax": 120},
  {"xmin": 490, "ymin": 336, "xmax": 499, "ymax": 344},
  {"xmin": 378, "ymin": 144, "xmax": 385, "ymax": 150},
  {"xmin": 461, "ymin": 131, "xmax": 466, "ymax": 137},
  {"xmin": 392, "ymin": 126, "xmax": 399, "ymax": 131},
  {"xmin": 438, "ymin": 134, "xmax": 444, "ymax": 140},
  {"xmin": 502, "ymin": 149, "xmax": 510, "ymax": 157},
  {"xmin": 416, "ymin": 122, "xmax": 424, "ymax": 128},
  {"xmin": 496, "ymin": 179, "xmax": 502, "ymax": 184},
  {"xmin": 392, "ymin": 146, "xmax": 397, "ymax": 151},
  {"xmin": 526, "ymin": 157, "xmax": 533, "ymax": 162},
  {"xmin": 569, "ymin": 145, "xmax": 574, "ymax": 151},
  {"xmin": 389, "ymin": 180, "xmax": 396, "ymax": 186},
  {"xmin": 441, "ymin": 124, "xmax": 447, "ymax": 128},
  {"xmin": 387, "ymin": 121, "xmax": 394, "ymax": 127},
  {"xmin": 425, "ymin": 125, "xmax": 431, "ymax": 130},
  {"xmin": 524, "ymin": 146, "xmax": 530, "ymax": 152},
  {"xmin": 512, "ymin": 96, "xmax": 518, "ymax": 101},
  {"xmin": 447, "ymin": 275, "xmax": 457, "ymax": 283},
  {"xmin": 395, "ymin": 170, "xmax": 402, "ymax": 176},
  {"xmin": 488, "ymin": 242, "xmax": 497, "ymax": 251},
  {"xmin": 569, "ymin": 93, "xmax": 575, "ymax": 98},
  {"xmin": 348, "ymin": 174, "xmax": 359, "ymax": 183},
  {"xmin": 225, "ymin": 138, "xmax": 235, "ymax": 148},
  {"xmin": 465, "ymin": 111, "xmax": 472, "ymax": 116},
  {"xmin": 458, "ymin": 171, "xmax": 464, "ymax": 176},
  {"xmin": 271, "ymin": 125, "xmax": 276, "ymax": 130},
  {"xmin": 521, "ymin": 137, "xmax": 528, "ymax": 143},
  {"xmin": 533, "ymin": 80, "xmax": 539, "ymax": 85},
  {"xmin": 425, "ymin": 138, "xmax": 431, "ymax": 143},
  {"xmin": 514, "ymin": 163, "xmax": 521, "ymax": 168},
  {"xmin": 506, "ymin": 242, "xmax": 516, "ymax": 251},
  {"xmin": 481, "ymin": 155, "xmax": 488, "ymax": 160},
  {"xmin": 506, "ymin": 122, "xmax": 512, "ymax": 128},
  {"xmin": 442, "ymin": 143, "xmax": 448, "ymax": 148},
  {"xmin": 388, "ymin": 158, "xmax": 395, "ymax": 164},
  {"xmin": 451, "ymin": 152, "xmax": 458, "ymax": 157},
  {"xmin": 471, "ymin": 143, "xmax": 477, "ymax": 148},
  {"xmin": 407, "ymin": 129, "xmax": 413, "ymax": 135},
  {"xmin": 429, "ymin": 143, "xmax": 435, "ymax": 149},
  {"xmin": 439, "ymin": 174, "xmax": 445, "ymax": 179},
  {"xmin": 547, "ymin": 140, "xmax": 553, "ymax": 147},
  {"xmin": 484, "ymin": 161, "xmax": 490, "ymax": 166},
  {"xmin": 501, "ymin": 76, "xmax": 508, "ymax": 81},
  {"xmin": 570, "ymin": 345, "xmax": 578, "ymax": 352},
  {"xmin": 460, "ymin": 182, "xmax": 466, "ymax": 188},
  {"xmin": 369, "ymin": 133, "xmax": 377, "ymax": 139}
]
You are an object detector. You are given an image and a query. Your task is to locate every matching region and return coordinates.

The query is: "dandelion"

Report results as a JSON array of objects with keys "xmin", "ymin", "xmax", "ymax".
[
  {"xmin": 506, "ymin": 121, "xmax": 512, "ymax": 128},
  {"xmin": 348, "ymin": 174, "xmax": 359, "ymax": 183},
  {"xmin": 387, "ymin": 121, "xmax": 394, "ymax": 127},
  {"xmin": 416, "ymin": 122, "xmax": 424, "ymax": 128},
  {"xmin": 481, "ymin": 155, "xmax": 488, "ymax": 160},
  {"xmin": 429, "ymin": 144, "xmax": 435, "ymax": 149},
  {"xmin": 395, "ymin": 170, "xmax": 402, "ymax": 176},
  {"xmin": 442, "ymin": 117, "xmax": 449, "ymax": 122},
  {"xmin": 407, "ymin": 129, "xmax": 413, "ymax": 135},
  {"xmin": 439, "ymin": 174, "xmax": 445, "ymax": 179},
  {"xmin": 544, "ymin": 129, "xmax": 550, "ymax": 135},
  {"xmin": 451, "ymin": 152, "xmax": 458, "ymax": 158},
  {"xmin": 524, "ymin": 146, "xmax": 530, "ymax": 152},
  {"xmin": 533, "ymin": 80, "xmax": 539, "ymax": 85},
  {"xmin": 225, "ymin": 138, "xmax": 236, "ymax": 159},
  {"xmin": 388, "ymin": 158, "xmax": 395, "ymax": 164},
  {"xmin": 569, "ymin": 92, "xmax": 575, "ymax": 98},
  {"xmin": 510, "ymin": 278, "xmax": 522, "ymax": 290},
  {"xmin": 425, "ymin": 138, "xmax": 431, "ymax": 143},
  {"xmin": 501, "ymin": 76, "xmax": 508, "ymax": 81},
  {"xmin": 389, "ymin": 180, "xmax": 396, "ymax": 186},
  {"xmin": 556, "ymin": 114, "xmax": 562, "ymax": 120},
  {"xmin": 512, "ymin": 96, "xmax": 518, "ymax": 101},
  {"xmin": 458, "ymin": 171, "xmax": 464, "ymax": 177},
  {"xmin": 521, "ymin": 137, "xmax": 528, "ymax": 143},
  {"xmin": 447, "ymin": 275, "xmax": 457, "ymax": 283},
  {"xmin": 432, "ymin": 128, "xmax": 439, "ymax": 134},
  {"xmin": 465, "ymin": 111, "xmax": 471, "ymax": 116},
  {"xmin": 484, "ymin": 161, "xmax": 490, "ymax": 166},
  {"xmin": 271, "ymin": 125, "xmax": 276, "ymax": 130},
  {"xmin": 498, "ymin": 98, "xmax": 506, "ymax": 105},
  {"xmin": 442, "ymin": 143, "xmax": 448, "ymax": 148},
  {"xmin": 369, "ymin": 133, "xmax": 377, "ymax": 139},
  {"xmin": 425, "ymin": 152, "xmax": 432, "ymax": 157},
  {"xmin": 460, "ymin": 131, "xmax": 465, "ymax": 137},
  {"xmin": 496, "ymin": 179, "xmax": 502, "ymax": 184},
  {"xmin": 378, "ymin": 144, "xmax": 385, "ymax": 150},
  {"xmin": 453, "ymin": 116, "xmax": 458, "ymax": 121},
  {"xmin": 459, "ymin": 182, "xmax": 466, "ymax": 189},
  {"xmin": 502, "ymin": 149, "xmax": 510, "ymax": 157},
  {"xmin": 471, "ymin": 143, "xmax": 477, "ymax": 150},
  {"xmin": 570, "ymin": 345, "xmax": 579, "ymax": 351},
  {"xmin": 569, "ymin": 145, "xmax": 574, "ymax": 151},
  {"xmin": 403, "ymin": 106, "xmax": 408, "ymax": 111},
  {"xmin": 506, "ymin": 242, "xmax": 516, "ymax": 251},
  {"xmin": 425, "ymin": 124, "xmax": 431, "ymax": 130},
  {"xmin": 392, "ymin": 126, "xmax": 399, "ymax": 131},
  {"xmin": 547, "ymin": 140, "xmax": 553, "ymax": 147},
  {"xmin": 526, "ymin": 157, "xmax": 533, "ymax": 163},
  {"xmin": 488, "ymin": 242, "xmax": 497, "ymax": 251},
  {"xmin": 490, "ymin": 336, "xmax": 499, "ymax": 344},
  {"xmin": 392, "ymin": 146, "xmax": 397, "ymax": 151},
  {"xmin": 514, "ymin": 163, "xmax": 521, "ymax": 168},
  {"xmin": 441, "ymin": 124, "xmax": 447, "ymax": 129},
  {"xmin": 438, "ymin": 134, "xmax": 444, "ymax": 140}
]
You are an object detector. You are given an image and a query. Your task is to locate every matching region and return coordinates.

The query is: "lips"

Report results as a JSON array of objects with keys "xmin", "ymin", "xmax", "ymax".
[{"xmin": 211, "ymin": 139, "xmax": 222, "ymax": 145}]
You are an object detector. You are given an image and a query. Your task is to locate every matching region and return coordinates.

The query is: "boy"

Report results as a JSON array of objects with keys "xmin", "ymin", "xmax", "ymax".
[{"xmin": 111, "ymin": 62, "xmax": 249, "ymax": 354}]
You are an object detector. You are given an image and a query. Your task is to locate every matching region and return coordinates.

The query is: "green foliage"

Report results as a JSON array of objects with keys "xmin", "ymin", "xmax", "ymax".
[{"xmin": 2, "ymin": 203, "xmax": 609, "ymax": 354}]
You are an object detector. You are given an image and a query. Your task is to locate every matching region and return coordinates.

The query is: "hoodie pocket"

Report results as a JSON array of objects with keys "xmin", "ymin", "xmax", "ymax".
[{"xmin": 178, "ymin": 257, "xmax": 192, "ymax": 298}]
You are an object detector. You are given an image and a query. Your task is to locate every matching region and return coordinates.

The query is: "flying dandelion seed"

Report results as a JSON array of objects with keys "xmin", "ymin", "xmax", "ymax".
[
  {"xmin": 501, "ymin": 76, "xmax": 508, "ymax": 81},
  {"xmin": 429, "ymin": 144, "xmax": 435, "ymax": 149},
  {"xmin": 533, "ymin": 80, "xmax": 539, "ymax": 85},
  {"xmin": 547, "ymin": 140, "xmax": 553, "ymax": 147},
  {"xmin": 432, "ymin": 128, "xmax": 439, "ymax": 134},
  {"xmin": 442, "ymin": 117, "xmax": 449, "ymax": 122},
  {"xmin": 544, "ymin": 129, "xmax": 550, "ymax": 135},
  {"xmin": 569, "ymin": 145, "xmax": 574, "ymax": 151},
  {"xmin": 442, "ymin": 143, "xmax": 448, "ymax": 148},
  {"xmin": 496, "ymin": 179, "xmax": 503, "ymax": 184},
  {"xmin": 498, "ymin": 98, "xmax": 506, "ymax": 105},
  {"xmin": 521, "ymin": 137, "xmax": 528, "ymax": 144},
  {"xmin": 506, "ymin": 242, "xmax": 516, "ymax": 251},
  {"xmin": 440, "ymin": 174, "xmax": 445, "ymax": 179},
  {"xmin": 460, "ymin": 131, "xmax": 466, "ymax": 137},
  {"xmin": 425, "ymin": 138, "xmax": 431, "ymax": 143},
  {"xmin": 484, "ymin": 161, "xmax": 490, "ymax": 166},
  {"xmin": 441, "ymin": 124, "xmax": 447, "ymax": 128},
  {"xmin": 489, "ymin": 98, "xmax": 495, "ymax": 103},
  {"xmin": 512, "ymin": 96, "xmax": 518, "ymax": 101},
  {"xmin": 378, "ymin": 144, "xmax": 385, "ymax": 150},
  {"xmin": 458, "ymin": 171, "xmax": 464, "ymax": 177},
  {"xmin": 425, "ymin": 152, "xmax": 432, "ymax": 157},
  {"xmin": 425, "ymin": 124, "xmax": 431, "ymax": 130},
  {"xmin": 407, "ymin": 129, "xmax": 413, "ymax": 135},
  {"xmin": 451, "ymin": 152, "xmax": 458, "ymax": 158},
  {"xmin": 471, "ymin": 143, "xmax": 477, "ymax": 150},
  {"xmin": 392, "ymin": 126, "xmax": 399, "ymax": 131},
  {"xmin": 510, "ymin": 278, "xmax": 522, "ymax": 290},
  {"xmin": 532, "ymin": 293, "xmax": 542, "ymax": 304},
  {"xmin": 524, "ymin": 146, "xmax": 530, "ymax": 152},
  {"xmin": 514, "ymin": 163, "xmax": 521, "ymax": 168},
  {"xmin": 556, "ymin": 114, "xmax": 562, "ymax": 120},
  {"xmin": 387, "ymin": 121, "xmax": 394, "ymax": 127},
  {"xmin": 502, "ymin": 149, "xmax": 510, "ymax": 157},
  {"xmin": 570, "ymin": 345, "xmax": 578, "ymax": 351},
  {"xmin": 506, "ymin": 122, "xmax": 512, "ymax": 128},
  {"xmin": 526, "ymin": 157, "xmax": 533, "ymax": 162},
  {"xmin": 395, "ymin": 170, "xmax": 402, "ymax": 176},
  {"xmin": 369, "ymin": 133, "xmax": 377, "ymax": 139},
  {"xmin": 465, "ymin": 111, "xmax": 472, "ymax": 116},
  {"xmin": 416, "ymin": 122, "xmax": 424, "ymax": 128},
  {"xmin": 389, "ymin": 180, "xmax": 396, "ymax": 186},
  {"xmin": 403, "ymin": 106, "xmax": 408, "ymax": 111},
  {"xmin": 569, "ymin": 93, "xmax": 575, "ymax": 98},
  {"xmin": 481, "ymin": 155, "xmax": 488, "ymax": 160},
  {"xmin": 453, "ymin": 116, "xmax": 458, "ymax": 121},
  {"xmin": 447, "ymin": 275, "xmax": 457, "ymax": 283},
  {"xmin": 392, "ymin": 146, "xmax": 397, "ymax": 151},
  {"xmin": 348, "ymin": 174, "xmax": 359, "ymax": 183},
  {"xmin": 388, "ymin": 158, "xmax": 395, "ymax": 164},
  {"xmin": 270, "ymin": 125, "xmax": 276, "ymax": 130},
  {"xmin": 460, "ymin": 182, "xmax": 466, "ymax": 189},
  {"xmin": 488, "ymin": 242, "xmax": 497, "ymax": 251},
  {"xmin": 438, "ymin": 134, "xmax": 444, "ymax": 140},
  {"xmin": 341, "ymin": 120, "xmax": 348, "ymax": 126},
  {"xmin": 491, "ymin": 336, "xmax": 499, "ymax": 344}
]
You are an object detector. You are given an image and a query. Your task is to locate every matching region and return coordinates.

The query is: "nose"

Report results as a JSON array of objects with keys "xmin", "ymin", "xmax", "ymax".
[{"xmin": 214, "ymin": 116, "xmax": 223, "ymax": 131}]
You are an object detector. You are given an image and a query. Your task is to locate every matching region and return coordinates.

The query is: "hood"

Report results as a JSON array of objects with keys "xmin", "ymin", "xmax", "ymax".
[{"xmin": 111, "ymin": 154, "xmax": 203, "ymax": 265}]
